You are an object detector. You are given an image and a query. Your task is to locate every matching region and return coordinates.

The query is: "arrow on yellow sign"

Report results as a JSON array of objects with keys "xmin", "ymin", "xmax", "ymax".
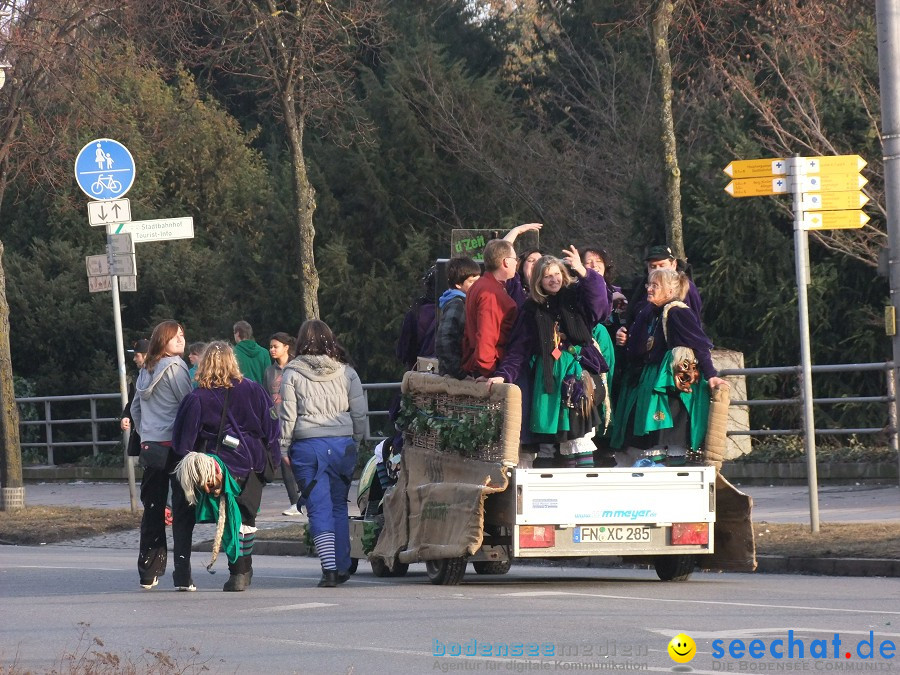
[
  {"xmin": 800, "ymin": 173, "xmax": 867, "ymax": 192},
  {"xmin": 800, "ymin": 191, "xmax": 869, "ymax": 211},
  {"xmin": 724, "ymin": 176, "xmax": 790, "ymax": 197},
  {"xmin": 794, "ymin": 154, "xmax": 867, "ymax": 175},
  {"xmin": 723, "ymin": 158, "xmax": 787, "ymax": 179},
  {"xmin": 801, "ymin": 210, "xmax": 870, "ymax": 230}
]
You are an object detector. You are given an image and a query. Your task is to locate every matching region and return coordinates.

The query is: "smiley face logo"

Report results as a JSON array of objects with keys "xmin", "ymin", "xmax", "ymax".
[{"xmin": 668, "ymin": 633, "xmax": 696, "ymax": 663}]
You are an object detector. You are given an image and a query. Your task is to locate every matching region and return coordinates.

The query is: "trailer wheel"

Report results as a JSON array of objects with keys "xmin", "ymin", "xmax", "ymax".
[
  {"xmin": 472, "ymin": 560, "xmax": 511, "ymax": 575},
  {"xmin": 425, "ymin": 557, "xmax": 467, "ymax": 585},
  {"xmin": 654, "ymin": 554, "xmax": 696, "ymax": 582},
  {"xmin": 370, "ymin": 557, "xmax": 409, "ymax": 578},
  {"xmin": 348, "ymin": 558, "xmax": 359, "ymax": 575}
]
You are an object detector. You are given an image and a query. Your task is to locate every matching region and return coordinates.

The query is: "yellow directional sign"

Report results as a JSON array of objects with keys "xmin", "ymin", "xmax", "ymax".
[
  {"xmin": 799, "ymin": 173, "xmax": 867, "ymax": 192},
  {"xmin": 723, "ymin": 158, "xmax": 787, "ymax": 179},
  {"xmin": 800, "ymin": 191, "xmax": 869, "ymax": 211},
  {"xmin": 801, "ymin": 210, "xmax": 870, "ymax": 230},
  {"xmin": 794, "ymin": 155, "xmax": 867, "ymax": 175},
  {"xmin": 724, "ymin": 176, "xmax": 790, "ymax": 197}
]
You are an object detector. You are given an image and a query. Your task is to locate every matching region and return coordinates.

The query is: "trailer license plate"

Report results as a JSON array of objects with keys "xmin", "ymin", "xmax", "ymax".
[{"xmin": 574, "ymin": 526, "xmax": 651, "ymax": 543}]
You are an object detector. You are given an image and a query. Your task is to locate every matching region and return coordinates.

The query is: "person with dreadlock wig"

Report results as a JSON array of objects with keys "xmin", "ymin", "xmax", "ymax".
[
  {"xmin": 172, "ymin": 341, "xmax": 280, "ymax": 591},
  {"xmin": 279, "ymin": 320, "xmax": 367, "ymax": 588}
]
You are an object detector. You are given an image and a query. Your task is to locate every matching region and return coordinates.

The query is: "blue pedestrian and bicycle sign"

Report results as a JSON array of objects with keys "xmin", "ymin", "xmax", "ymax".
[{"xmin": 74, "ymin": 138, "xmax": 136, "ymax": 200}]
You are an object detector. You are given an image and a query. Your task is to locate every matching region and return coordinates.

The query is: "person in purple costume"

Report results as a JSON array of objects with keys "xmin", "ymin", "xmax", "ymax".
[
  {"xmin": 396, "ymin": 266, "xmax": 438, "ymax": 370},
  {"xmin": 496, "ymin": 246, "xmax": 610, "ymax": 467},
  {"xmin": 502, "ymin": 222, "xmax": 544, "ymax": 309},
  {"xmin": 621, "ymin": 245, "xmax": 702, "ymax": 334},
  {"xmin": 610, "ymin": 268, "xmax": 726, "ymax": 467},
  {"xmin": 172, "ymin": 341, "xmax": 281, "ymax": 591}
]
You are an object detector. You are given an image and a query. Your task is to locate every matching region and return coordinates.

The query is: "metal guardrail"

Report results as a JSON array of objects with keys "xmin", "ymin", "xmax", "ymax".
[
  {"xmin": 718, "ymin": 362, "xmax": 895, "ymax": 438},
  {"xmin": 14, "ymin": 362, "xmax": 899, "ymax": 463},
  {"xmin": 15, "ymin": 384, "xmax": 404, "ymax": 465}
]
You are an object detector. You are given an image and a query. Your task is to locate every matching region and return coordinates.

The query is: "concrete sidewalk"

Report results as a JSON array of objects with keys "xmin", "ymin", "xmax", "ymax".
[
  {"xmin": 15, "ymin": 479, "xmax": 900, "ymax": 577},
  {"xmin": 22, "ymin": 479, "xmax": 899, "ymax": 523}
]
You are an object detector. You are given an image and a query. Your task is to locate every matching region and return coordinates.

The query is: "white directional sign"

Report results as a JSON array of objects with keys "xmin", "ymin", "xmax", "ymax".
[
  {"xmin": 107, "ymin": 253, "xmax": 135, "ymax": 276},
  {"xmin": 86, "ymin": 252, "xmax": 135, "ymax": 276},
  {"xmin": 107, "ymin": 217, "xmax": 194, "ymax": 243},
  {"xmin": 106, "ymin": 233, "xmax": 134, "ymax": 256},
  {"xmin": 88, "ymin": 199, "xmax": 132, "ymax": 226},
  {"xmin": 88, "ymin": 274, "xmax": 136, "ymax": 293},
  {"xmin": 86, "ymin": 254, "xmax": 109, "ymax": 277},
  {"xmin": 88, "ymin": 276, "xmax": 112, "ymax": 293}
]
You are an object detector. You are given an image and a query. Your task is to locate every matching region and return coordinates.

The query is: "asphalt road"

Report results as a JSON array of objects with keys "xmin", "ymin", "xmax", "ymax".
[{"xmin": 2, "ymin": 544, "xmax": 899, "ymax": 674}]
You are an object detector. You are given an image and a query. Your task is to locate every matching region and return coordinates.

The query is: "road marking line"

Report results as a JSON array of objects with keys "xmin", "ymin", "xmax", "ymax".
[
  {"xmin": 647, "ymin": 627, "xmax": 900, "ymax": 639},
  {"xmin": 251, "ymin": 602, "xmax": 336, "ymax": 612},
  {"xmin": 500, "ymin": 591, "xmax": 900, "ymax": 615}
]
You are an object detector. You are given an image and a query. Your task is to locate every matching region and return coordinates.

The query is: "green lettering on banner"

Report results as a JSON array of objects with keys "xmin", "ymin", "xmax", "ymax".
[{"xmin": 450, "ymin": 228, "xmax": 539, "ymax": 260}]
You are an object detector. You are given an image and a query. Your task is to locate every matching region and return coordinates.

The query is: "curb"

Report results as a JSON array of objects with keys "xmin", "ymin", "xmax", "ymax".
[
  {"xmin": 755, "ymin": 554, "xmax": 900, "ymax": 577},
  {"xmin": 191, "ymin": 540, "xmax": 899, "ymax": 578}
]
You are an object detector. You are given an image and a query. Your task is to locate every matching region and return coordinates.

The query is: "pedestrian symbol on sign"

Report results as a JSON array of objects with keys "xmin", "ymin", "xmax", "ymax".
[{"xmin": 74, "ymin": 138, "xmax": 136, "ymax": 201}]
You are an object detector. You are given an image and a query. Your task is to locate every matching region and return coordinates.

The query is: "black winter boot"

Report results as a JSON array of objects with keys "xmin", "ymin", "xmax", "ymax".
[
  {"xmin": 223, "ymin": 557, "xmax": 250, "ymax": 592},
  {"xmin": 318, "ymin": 569, "xmax": 339, "ymax": 587},
  {"xmin": 223, "ymin": 573, "xmax": 248, "ymax": 591}
]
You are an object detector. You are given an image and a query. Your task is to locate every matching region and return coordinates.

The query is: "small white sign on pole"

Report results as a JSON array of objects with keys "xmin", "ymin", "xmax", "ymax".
[
  {"xmin": 107, "ymin": 253, "xmax": 135, "ymax": 276},
  {"xmin": 107, "ymin": 217, "xmax": 194, "ymax": 243},
  {"xmin": 88, "ymin": 276, "xmax": 112, "ymax": 293},
  {"xmin": 86, "ymin": 254, "xmax": 109, "ymax": 277},
  {"xmin": 119, "ymin": 275, "xmax": 137, "ymax": 292},
  {"xmin": 88, "ymin": 198, "xmax": 132, "ymax": 226},
  {"xmin": 106, "ymin": 232, "xmax": 133, "ymax": 255}
]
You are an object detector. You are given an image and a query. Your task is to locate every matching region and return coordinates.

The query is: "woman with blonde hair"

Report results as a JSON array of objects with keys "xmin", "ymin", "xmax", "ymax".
[
  {"xmin": 610, "ymin": 268, "xmax": 726, "ymax": 466},
  {"xmin": 280, "ymin": 319, "xmax": 367, "ymax": 587},
  {"xmin": 131, "ymin": 320, "xmax": 194, "ymax": 591},
  {"xmin": 172, "ymin": 341, "xmax": 280, "ymax": 591}
]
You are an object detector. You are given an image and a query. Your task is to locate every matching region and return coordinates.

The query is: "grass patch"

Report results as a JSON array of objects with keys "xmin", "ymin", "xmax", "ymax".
[
  {"xmin": 0, "ymin": 506, "xmax": 141, "ymax": 546},
  {"xmin": 753, "ymin": 522, "xmax": 899, "ymax": 559}
]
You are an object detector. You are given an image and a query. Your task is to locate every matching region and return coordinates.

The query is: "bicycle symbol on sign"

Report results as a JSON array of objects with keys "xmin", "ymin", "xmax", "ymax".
[{"xmin": 90, "ymin": 174, "xmax": 122, "ymax": 195}]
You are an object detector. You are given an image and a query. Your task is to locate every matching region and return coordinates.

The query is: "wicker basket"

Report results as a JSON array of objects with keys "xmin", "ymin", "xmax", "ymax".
[{"xmin": 401, "ymin": 372, "xmax": 521, "ymax": 465}]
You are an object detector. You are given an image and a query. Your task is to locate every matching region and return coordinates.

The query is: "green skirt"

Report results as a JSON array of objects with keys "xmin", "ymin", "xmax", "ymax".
[
  {"xmin": 610, "ymin": 350, "xmax": 709, "ymax": 450},
  {"xmin": 530, "ymin": 347, "xmax": 582, "ymax": 435}
]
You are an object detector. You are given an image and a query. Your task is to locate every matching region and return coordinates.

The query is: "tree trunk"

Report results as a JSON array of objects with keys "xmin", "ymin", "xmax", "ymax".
[
  {"xmin": 651, "ymin": 0, "xmax": 685, "ymax": 260},
  {"xmin": 0, "ymin": 241, "xmax": 22, "ymax": 494},
  {"xmin": 281, "ymin": 94, "xmax": 320, "ymax": 321}
]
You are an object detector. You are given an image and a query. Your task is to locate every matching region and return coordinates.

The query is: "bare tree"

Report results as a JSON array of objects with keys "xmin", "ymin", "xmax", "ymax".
[
  {"xmin": 650, "ymin": 0, "xmax": 684, "ymax": 259},
  {"xmin": 148, "ymin": 0, "xmax": 385, "ymax": 321},
  {"xmin": 0, "ymin": 0, "xmax": 121, "ymax": 507},
  {"xmin": 676, "ymin": 0, "xmax": 882, "ymax": 267}
]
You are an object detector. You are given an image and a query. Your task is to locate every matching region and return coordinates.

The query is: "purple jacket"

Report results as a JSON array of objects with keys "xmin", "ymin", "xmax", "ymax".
[
  {"xmin": 626, "ymin": 301, "xmax": 717, "ymax": 379},
  {"xmin": 172, "ymin": 378, "xmax": 281, "ymax": 479},
  {"xmin": 395, "ymin": 299, "xmax": 436, "ymax": 370},
  {"xmin": 505, "ymin": 274, "xmax": 529, "ymax": 310},
  {"xmin": 496, "ymin": 268, "xmax": 610, "ymax": 383}
]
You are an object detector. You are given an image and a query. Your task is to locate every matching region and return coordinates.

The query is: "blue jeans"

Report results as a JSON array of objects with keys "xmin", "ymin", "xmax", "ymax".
[{"xmin": 289, "ymin": 437, "xmax": 357, "ymax": 572}]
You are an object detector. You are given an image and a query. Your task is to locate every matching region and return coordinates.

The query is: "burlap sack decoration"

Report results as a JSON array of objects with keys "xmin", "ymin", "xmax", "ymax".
[
  {"xmin": 704, "ymin": 382, "xmax": 731, "ymax": 470},
  {"xmin": 371, "ymin": 373, "xmax": 520, "ymax": 568}
]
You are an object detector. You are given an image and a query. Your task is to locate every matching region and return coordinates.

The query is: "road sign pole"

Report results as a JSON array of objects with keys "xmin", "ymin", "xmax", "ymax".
[
  {"xmin": 110, "ymin": 275, "xmax": 139, "ymax": 511},
  {"xmin": 788, "ymin": 157, "xmax": 820, "ymax": 533},
  {"xmin": 876, "ymin": 0, "xmax": 900, "ymax": 489}
]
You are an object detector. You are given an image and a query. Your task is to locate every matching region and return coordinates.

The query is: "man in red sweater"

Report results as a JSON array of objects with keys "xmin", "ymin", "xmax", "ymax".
[{"xmin": 461, "ymin": 238, "xmax": 519, "ymax": 378}]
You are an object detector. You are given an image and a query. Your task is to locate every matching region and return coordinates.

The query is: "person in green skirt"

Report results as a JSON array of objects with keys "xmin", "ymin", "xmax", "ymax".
[
  {"xmin": 611, "ymin": 267, "xmax": 726, "ymax": 467},
  {"xmin": 517, "ymin": 247, "xmax": 610, "ymax": 467}
]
